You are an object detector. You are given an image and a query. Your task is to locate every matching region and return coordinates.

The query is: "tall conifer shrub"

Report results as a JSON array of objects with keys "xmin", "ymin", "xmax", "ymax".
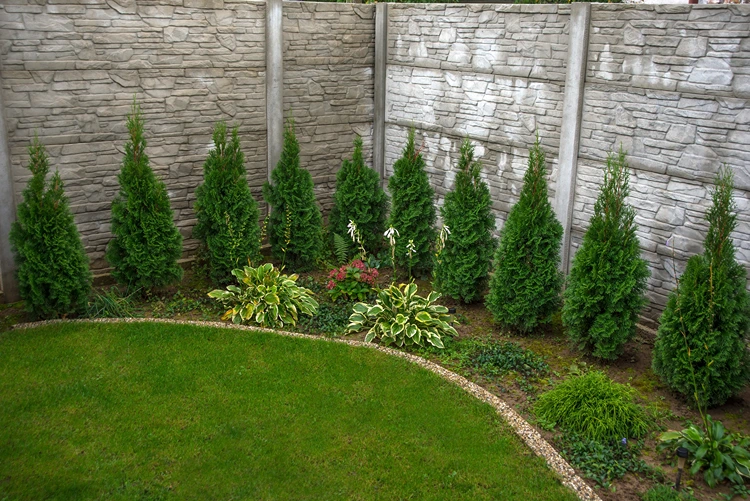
[
  {"xmin": 652, "ymin": 167, "xmax": 750, "ymax": 408},
  {"xmin": 329, "ymin": 135, "xmax": 388, "ymax": 253},
  {"xmin": 106, "ymin": 100, "xmax": 183, "ymax": 289},
  {"xmin": 486, "ymin": 137, "xmax": 563, "ymax": 332},
  {"xmin": 387, "ymin": 128, "xmax": 436, "ymax": 276},
  {"xmin": 194, "ymin": 122, "xmax": 261, "ymax": 284},
  {"xmin": 562, "ymin": 149, "xmax": 649, "ymax": 360},
  {"xmin": 263, "ymin": 117, "xmax": 323, "ymax": 271},
  {"xmin": 10, "ymin": 136, "xmax": 92, "ymax": 319},
  {"xmin": 434, "ymin": 138, "xmax": 496, "ymax": 303}
]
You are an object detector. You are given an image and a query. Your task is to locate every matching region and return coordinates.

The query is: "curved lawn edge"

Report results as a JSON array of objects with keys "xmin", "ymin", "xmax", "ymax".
[{"xmin": 14, "ymin": 318, "xmax": 601, "ymax": 501}]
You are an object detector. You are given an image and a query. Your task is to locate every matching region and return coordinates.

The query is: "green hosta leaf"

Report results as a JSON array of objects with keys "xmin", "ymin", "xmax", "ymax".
[
  {"xmin": 208, "ymin": 289, "xmax": 232, "ymax": 299},
  {"xmin": 395, "ymin": 314, "xmax": 407, "ymax": 325},
  {"xmin": 406, "ymin": 324, "xmax": 417, "ymax": 338},
  {"xmin": 368, "ymin": 304, "xmax": 384, "ymax": 317},
  {"xmin": 428, "ymin": 336, "xmax": 444, "ymax": 349},
  {"xmin": 349, "ymin": 313, "xmax": 366, "ymax": 324},
  {"xmin": 264, "ymin": 293, "xmax": 280, "ymax": 305},
  {"xmin": 241, "ymin": 303, "xmax": 255, "ymax": 320},
  {"xmin": 364, "ymin": 330, "xmax": 376, "ymax": 343},
  {"xmin": 352, "ymin": 303, "xmax": 369, "ymax": 314},
  {"xmin": 414, "ymin": 311, "xmax": 432, "ymax": 324},
  {"xmin": 391, "ymin": 323, "xmax": 405, "ymax": 338},
  {"xmin": 256, "ymin": 310, "xmax": 266, "ymax": 326}
]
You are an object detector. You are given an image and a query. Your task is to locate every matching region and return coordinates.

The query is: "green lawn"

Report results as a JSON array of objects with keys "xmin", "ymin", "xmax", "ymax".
[{"xmin": 0, "ymin": 322, "xmax": 577, "ymax": 500}]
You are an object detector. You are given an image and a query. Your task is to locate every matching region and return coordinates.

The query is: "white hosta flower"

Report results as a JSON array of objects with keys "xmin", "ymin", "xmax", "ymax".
[
  {"xmin": 406, "ymin": 239, "xmax": 417, "ymax": 258},
  {"xmin": 384, "ymin": 226, "xmax": 399, "ymax": 247},
  {"xmin": 347, "ymin": 220, "xmax": 358, "ymax": 242}
]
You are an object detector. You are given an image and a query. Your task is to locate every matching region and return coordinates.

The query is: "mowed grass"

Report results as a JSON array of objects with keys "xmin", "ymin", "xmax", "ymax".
[{"xmin": 0, "ymin": 322, "xmax": 577, "ymax": 501}]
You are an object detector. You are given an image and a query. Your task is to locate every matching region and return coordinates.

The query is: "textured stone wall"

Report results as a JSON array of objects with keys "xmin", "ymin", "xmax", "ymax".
[
  {"xmin": 575, "ymin": 4, "xmax": 750, "ymax": 323},
  {"xmin": 282, "ymin": 2, "xmax": 375, "ymax": 214},
  {"xmin": 0, "ymin": 0, "xmax": 268, "ymax": 271},
  {"xmin": 384, "ymin": 4, "xmax": 570, "ymax": 230}
]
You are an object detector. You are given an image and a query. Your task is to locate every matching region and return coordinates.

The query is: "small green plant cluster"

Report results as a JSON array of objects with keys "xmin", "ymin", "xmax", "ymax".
[
  {"xmin": 559, "ymin": 435, "xmax": 659, "ymax": 490},
  {"xmin": 326, "ymin": 259, "xmax": 379, "ymax": 302},
  {"xmin": 434, "ymin": 138, "xmax": 496, "ymax": 303},
  {"xmin": 193, "ymin": 122, "xmax": 261, "ymax": 285},
  {"xmin": 642, "ymin": 485, "xmax": 697, "ymax": 501},
  {"xmin": 659, "ymin": 415, "xmax": 750, "ymax": 488},
  {"xmin": 387, "ymin": 128, "xmax": 436, "ymax": 277},
  {"xmin": 86, "ymin": 287, "xmax": 139, "ymax": 318},
  {"xmin": 486, "ymin": 137, "xmax": 563, "ymax": 333},
  {"xmin": 150, "ymin": 290, "xmax": 222, "ymax": 320},
  {"xmin": 535, "ymin": 371, "xmax": 651, "ymax": 441},
  {"xmin": 297, "ymin": 301, "xmax": 354, "ymax": 337},
  {"xmin": 107, "ymin": 100, "xmax": 184, "ymax": 290},
  {"xmin": 563, "ymin": 148, "xmax": 649, "ymax": 360},
  {"xmin": 208, "ymin": 263, "xmax": 318, "ymax": 329},
  {"xmin": 347, "ymin": 282, "xmax": 457, "ymax": 348},
  {"xmin": 10, "ymin": 136, "xmax": 92, "ymax": 319},
  {"xmin": 470, "ymin": 341, "xmax": 549, "ymax": 379}
]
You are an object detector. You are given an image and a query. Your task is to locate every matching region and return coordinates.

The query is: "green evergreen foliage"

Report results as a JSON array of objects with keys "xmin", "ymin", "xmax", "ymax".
[
  {"xmin": 193, "ymin": 122, "xmax": 261, "ymax": 285},
  {"xmin": 485, "ymin": 137, "xmax": 563, "ymax": 332},
  {"xmin": 387, "ymin": 128, "xmax": 436, "ymax": 276},
  {"xmin": 263, "ymin": 117, "xmax": 323, "ymax": 271},
  {"xmin": 329, "ymin": 136, "xmax": 388, "ymax": 254},
  {"xmin": 106, "ymin": 100, "xmax": 183, "ymax": 289},
  {"xmin": 10, "ymin": 136, "xmax": 92, "ymax": 319},
  {"xmin": 562, "ymin": 149, "xmax": 649, "ymax": 360},
  {"xmin": 434, "ymin": 138, "xmax": 496, "ymax": 303},
  {"xmin": 652, "ymin": 167, "xmax": 750, "ymax": 408}
]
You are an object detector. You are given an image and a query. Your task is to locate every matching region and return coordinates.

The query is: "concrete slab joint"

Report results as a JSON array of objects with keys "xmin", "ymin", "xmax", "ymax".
[
  {"xmin": 266, "ymin": 0, "xmax": 284, "ymax": 186},
  {"xmin": 0, "ymin": 72, "xmax": 19, "ymax": 302}
]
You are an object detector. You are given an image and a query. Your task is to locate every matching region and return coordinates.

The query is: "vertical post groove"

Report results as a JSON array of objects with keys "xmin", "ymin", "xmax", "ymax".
[
  {"xmin": 373, "ymin": 2, "xmax": 388, "ymax": 184},
  {"xmin": 0, "ymin": 72, "xmax": 19, "ymax": 303},
  {"xmin": 554, "ymin": 3, "xmax": 591, "ymax": 275},
  {"xmin": 266, "ymin": 0, "xmax": 284, "ymax": 185}
]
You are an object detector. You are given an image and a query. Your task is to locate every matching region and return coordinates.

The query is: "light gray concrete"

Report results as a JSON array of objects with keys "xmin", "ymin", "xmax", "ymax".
[
  {"xmin": 0, "ymin": 72, "xmax": 19, "ymax": 303},
  {"xmin": 266, "ymin": 0, "xmax": 284, "ymax": 181},
  {"xmin": 373, "ymin": 2, "xmax": 388, "ymax": 183},
  {"xmin": 554, "ymin": 3, "xmax": 590, "ymax": 276}
]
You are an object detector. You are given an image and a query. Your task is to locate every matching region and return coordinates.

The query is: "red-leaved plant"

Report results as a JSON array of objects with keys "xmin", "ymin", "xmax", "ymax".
[{"xmin": 326, "ymin": 259, "xmax": 378, "ymax": 302}]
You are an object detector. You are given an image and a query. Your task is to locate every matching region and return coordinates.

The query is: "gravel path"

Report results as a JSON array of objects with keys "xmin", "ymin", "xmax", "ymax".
[{"xmin": 15, "ymin": 317, "xmax": 601, "ymax": 501}]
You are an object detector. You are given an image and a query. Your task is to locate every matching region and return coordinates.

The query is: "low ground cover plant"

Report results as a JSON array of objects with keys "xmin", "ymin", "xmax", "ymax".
[
  {"xmin": 86, "ymin": 287, "xmax": 139, "ymax": 319},
  {"xmin": 208, "ymin": 263, "xmax": 318, "ymax": 329},
  {"xmin": 535, "ymin": 370, "xmax": 651, "ymax": 441},
  {"xmin": 470, "ymin": 341, "xmax": 549, "ymax": 379},
  {"xmin": 642, "ymin": 485, "xmax": 698, "ymax": 501},
  {"xmin": 347, "ymin": 282, "xmax": 457, "ymax": 348},
  {"xmin": 326, "ymin": 259, "xmax": 379, "ymax": 302}
]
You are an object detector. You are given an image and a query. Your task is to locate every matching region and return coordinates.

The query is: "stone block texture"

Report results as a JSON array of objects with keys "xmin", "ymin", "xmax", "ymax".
[
  {"xmin": 282, "ymin": 2, "xmax": 376, "ymax": 215},
  {"xmin": 384, "ymin": 4, "xmax": 570, "ymax": 229},
  {"xmin": 576, "ymin": 4, "xmax": 750, "ymax": 324},
  {"xmin": 1, "ymin": 0, "xmax": 268, "ymax": 271}
]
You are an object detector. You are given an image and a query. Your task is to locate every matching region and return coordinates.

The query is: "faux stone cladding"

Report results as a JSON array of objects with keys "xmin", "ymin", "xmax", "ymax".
[
  {"xmin": 282, "ymin": 2, "xmax": 376, "ymax": 214},
  {"xmin": 1, "ymin": 0, "xmax": 268, "ymax": 271},
  {"xmin": 576, "ymin": 4, "xmax": 750, "ymax": 324}
]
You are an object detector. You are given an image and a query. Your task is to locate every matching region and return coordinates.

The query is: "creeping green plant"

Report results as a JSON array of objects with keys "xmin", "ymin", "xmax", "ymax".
[
  {"xmin": 208, "ymin": 263, "xmax": 318, "ymax": 329},
  {"xmin": 347, "ymin": 282, "xmax": 457, "ymax": 348}
]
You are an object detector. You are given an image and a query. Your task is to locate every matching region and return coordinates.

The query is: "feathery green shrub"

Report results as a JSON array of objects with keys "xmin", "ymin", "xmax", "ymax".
[
  {"xmin": 106, "ymin": 100, "xmax": 183, "ymax": 289},
  {"xmin": 387, "ymin": 128, "xmax": 436, "ymax": 277},
  {"xmin": 329, "ymin": 136, "xmax": 388, "ymax": 254},
  {"xmin": 10, "ymin": 136, "xmax": 92, "ymax": 319},
  {"xmin": 652, "ymin": 167, "xmax": 750, "ymax": 408},
  {"xmin": 486, "ymin": 137, "xmax": 563, "ymax": 332},
  {"xmin": 562, "ymin": 149, "xmax": 649, "ymax": 360},
  {"xmin": 263, "ymin": 118, "xmax": 323, "ymax": 271},
  {"xmin": 434, "ymin": 138, "xmax": 496, "ymax": 303},
  {"xmin": 194, "ymin": 122, "xmax": 261, "ymax": 284}
]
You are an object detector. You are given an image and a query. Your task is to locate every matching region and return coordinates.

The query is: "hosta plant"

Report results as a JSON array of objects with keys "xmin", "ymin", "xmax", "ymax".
[
  {"xmin": 347, "ymin": 282, "xmax": 457, "ymax": 348},
  {"xmin": 659, "ymin": 416, "xmax": 750, "ymax": 487},
  {"xmin": 326, "ymin": 259, "xmax": 379, "ymax": 302},
  {"xmin": 208, "ymin": 263, "xmax": 318, "ymax": 329}
]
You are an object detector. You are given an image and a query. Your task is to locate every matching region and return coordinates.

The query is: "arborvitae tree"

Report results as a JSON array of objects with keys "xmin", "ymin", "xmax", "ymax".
[
  {"xmin": 434, "ymin": 138, "xmax": 496, "ymax": 303},
  {"xmin": 486, "ymin": 136, "xmax": 563, "ymax": 333},
  {"xmin": 106, "ymin": 100, "xmax": 183, "ymax": 289},
  {"xmin": 562, "ymin": 149, "xmax": 650, "ymax": 360},
  {"xmin": 388, "ymin": 128, "xmax": 436, "ymax": 276},
  {"xmin": 194, "ymin": 122, "xmax": 261, "ymax": 284},
  {"xmin": 10, "ymin": 136, "xmax": 91, "ymax": 319},
  {"xmin": 329, "ymin": 135, "xmax": 388, "ymax": 254},
  {"xmin": 652, "ymin": 167, "xmax": 750, "ymax": 408},
  {"xmin": 263, "ymin": 117, "xmax": 323, "ymax": 271}
]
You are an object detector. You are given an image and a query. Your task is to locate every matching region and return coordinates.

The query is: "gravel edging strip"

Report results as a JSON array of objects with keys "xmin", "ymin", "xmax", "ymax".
[{"xmin": 14, "ymin": 317, "xmax": 601, "ymax": 501}]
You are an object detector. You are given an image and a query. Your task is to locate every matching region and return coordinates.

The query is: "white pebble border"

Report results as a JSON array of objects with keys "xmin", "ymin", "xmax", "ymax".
[{"xmin": 14, "ymin": 317, "xmax": 601, "ymax": 501}]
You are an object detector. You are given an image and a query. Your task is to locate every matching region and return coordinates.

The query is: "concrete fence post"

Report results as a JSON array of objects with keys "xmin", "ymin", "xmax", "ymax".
[
  {"xmin": 373, "ymin": 2, "xmax": 388, "ymax": 184},
  {"xmin": 0, "ymin": 72, "xmax": 19, "ymax": 303},
  {"xmin": 266, "ymin": 0, "xmax": 284, "ymax": 183},
  {"xmin": 554, "ymin": 3, "xmax": 591, "ymax": 275}
]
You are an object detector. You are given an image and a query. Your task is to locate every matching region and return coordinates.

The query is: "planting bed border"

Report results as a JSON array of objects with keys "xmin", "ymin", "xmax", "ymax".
[{"xmin": 13, "ymin": 317, "xmax": 601, "ymax": 501}]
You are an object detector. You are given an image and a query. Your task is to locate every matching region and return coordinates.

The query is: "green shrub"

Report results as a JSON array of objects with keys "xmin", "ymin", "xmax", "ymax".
[
  {"xmin": 208, "ymin": 263, "xmax": 318, "ymax": 329},
  {"xmin": 193, "ymin": 122, "xmax": 261, "ymax": 285},
  {"xmin": 562, "ymin": 149, "xmax": 649, "ymax": 360},
  {"xmin": 659, "ymin": 415, "xmax": 750, "ymax": 487},
  {"xmin": 298, "ymin": 300, "xmax": 353, "ymax": 337},
  {"xmin": 486, "ymin": 137, "xmax": 563, "ymax": 333},
  {"xmin": 106, "ymin": 100, "xmax": 183, "ymax": 289},
  {"xmin": 642, "ymin": 485, "xmax": 697, "ymax": 501},
  {"xmin": 263, "ymin": 118, "xmax": 323, "ymax": 271},
  {"xmin": 326, "ymin": 259, "xmax": 378, "ymax": 302},
  {"xmin": 434, "ymin": 138, "xmax": 496, "ymax": 303},
  {"xmin": 470, "ymin": 341, "xmax": 549, "ymax": 379},
  {"xmin": 9, "ymin": 136, "xmax": 92, "ymax": 319},
  {"xmin": 387, "ymin": 128, "xmax": 436, "ymax": 277},
  {"xmin": 347, "ymin": 282, "xmax": 456, "ymax": 348},
  {"xmin": 329, "ymin": 136, "xmax": 388, "ymax": 254},
  {"xmin": 86, "ymin": 287, "xmax": 138, "ymax": 319},
  {"xmin": 535, "ymin": 371, "xmax": 651, "ymax": 441},
  {"xmin": 652, "ymin": 167, "xmax": 750, "ymax": 408}
]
